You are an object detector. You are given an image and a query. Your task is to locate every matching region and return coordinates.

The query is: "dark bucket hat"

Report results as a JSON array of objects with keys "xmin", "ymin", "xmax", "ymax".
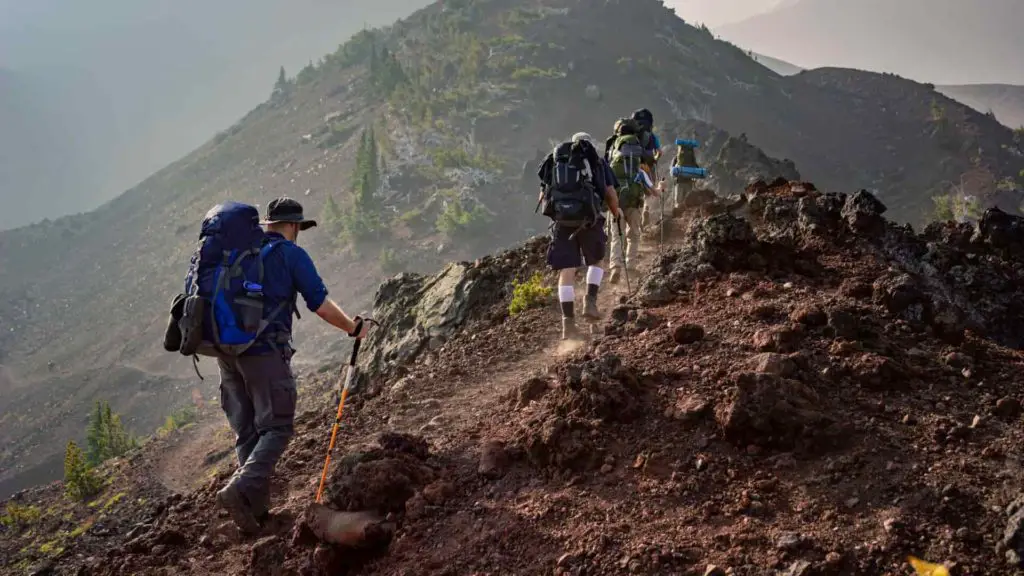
[{"xmin": 260, "ymin": 197, "xmax": 317, "ymax": 231}]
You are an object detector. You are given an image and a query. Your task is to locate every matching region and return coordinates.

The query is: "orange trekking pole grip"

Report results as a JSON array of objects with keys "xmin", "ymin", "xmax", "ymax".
[{"xmin": 315, "ymin": 322, "xmax": 370, "ymax": 503}]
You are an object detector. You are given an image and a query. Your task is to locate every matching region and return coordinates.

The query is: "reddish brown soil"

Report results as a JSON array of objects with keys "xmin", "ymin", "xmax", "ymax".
[{"xmin": 4, "ymin": 182, "xmax": 1024, "ymax": 576}]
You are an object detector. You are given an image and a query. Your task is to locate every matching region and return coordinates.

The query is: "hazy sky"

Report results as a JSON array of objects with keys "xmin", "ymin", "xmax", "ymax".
[
  {"xmin": 665, "ymin": 0, "xmax": 785, "ymax": 27},
  {"xmin": 0, "ymin": 0, "xmax": 427, "ymax": 230}
]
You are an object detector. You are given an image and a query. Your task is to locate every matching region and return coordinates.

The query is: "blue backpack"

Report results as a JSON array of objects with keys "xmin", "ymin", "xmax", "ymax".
[{"xmin": 170, "ymin": 202, "xmax": 291, "ymax": 358}]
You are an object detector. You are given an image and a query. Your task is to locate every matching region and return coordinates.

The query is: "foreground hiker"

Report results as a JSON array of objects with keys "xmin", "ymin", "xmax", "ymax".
[
  {"xmin": 537, "ymin": 132, "xmax": 621, "ymax": 340},
  {"xmin": 169, "ymin": 198, "xmax": 370, "ymax": 534},
  {"xmin": 606, "ymin": 118, "xmax": 660, "ymax": 284}
]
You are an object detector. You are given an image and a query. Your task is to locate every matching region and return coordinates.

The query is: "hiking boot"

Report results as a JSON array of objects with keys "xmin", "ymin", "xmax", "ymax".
[
  {"xmin": 609, "ymin": 269, "xmax": 621, "ymax": 285},
  {"xmin": 561, "ymin": 316, "xmax": 580, "ymax": 341},
  {"xmin": 216, "ymin": 483, "xmax": 260, "ymax": 535},
  {"xmin": 583, "ymin": 294, "xmax": 601, "ymax": 321}
]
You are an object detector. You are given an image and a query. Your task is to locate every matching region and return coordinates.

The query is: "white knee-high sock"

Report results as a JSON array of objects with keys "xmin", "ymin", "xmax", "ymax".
[
  {"xmin": 586, "ymin": 266, "xmax": 604, "ymax": 287},
  {"xmin": 558, "ymin": 285, "xmax": 575, "ymax": 318},
  {"xmin": 558, "ymin": 285, "xmax": 575, "ymax": 302}
]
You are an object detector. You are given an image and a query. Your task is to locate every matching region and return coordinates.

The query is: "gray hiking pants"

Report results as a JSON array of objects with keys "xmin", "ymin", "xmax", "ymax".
[{"xmin": 217, "ymin": 351, "xmax": 297, "ymax": 515}]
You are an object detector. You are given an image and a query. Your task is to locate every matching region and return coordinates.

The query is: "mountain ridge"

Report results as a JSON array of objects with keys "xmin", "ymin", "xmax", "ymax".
[{"xmin": 1, "ymin": 0, "xmax": 1022, "ymax": 500}]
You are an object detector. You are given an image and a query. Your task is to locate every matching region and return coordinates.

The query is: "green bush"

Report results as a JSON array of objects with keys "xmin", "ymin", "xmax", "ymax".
[
  {"xmin": 930, "ymin": 193, "xmax": 983, "ymax": 222},
  {"xmin": 0, "ymin": 503, "xmax": 41, "ymax": 529},
  {"xmin": 157, "ymin": 406, "xmax": 198, "ymax": 437},
  {"xmin": 509, "ymin": 272, "xmax": 554, "ymax": 316},
  {"xmin": 318, "ymin": 123, "xmax": 358, "ymax": 150},
  {"xmin": 510, "ymin": 66, "xmax": 561, "ymax": 81},
  {"xmin": 430, "ymin": 146, "xmax": 474, "ymax": 170},
  {"xmin": 436, "ymin": 198, "xmax": 491, "ymax": 239},
  {"xmin": 931, "ymin": 194, "xmax": 954, "ymax": 221},
  {"xmin": 379, "ymin": 247, "xmax": 406, "ymax": 275}
]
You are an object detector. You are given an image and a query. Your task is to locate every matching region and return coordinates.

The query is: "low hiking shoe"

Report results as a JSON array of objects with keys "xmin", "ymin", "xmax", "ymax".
[
  {"xmin": 216, "ymin": 483, "xmax": 261, "ymax": 535},
  {"xmin": 609, "ymin": 270, "xmax": 621, "ymax": 285}
]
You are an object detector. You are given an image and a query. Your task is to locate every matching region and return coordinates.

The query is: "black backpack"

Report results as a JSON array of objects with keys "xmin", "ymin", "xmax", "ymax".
[{"xmin": 543, "ymin": 140, "xmax": 599, "ymax": 227}]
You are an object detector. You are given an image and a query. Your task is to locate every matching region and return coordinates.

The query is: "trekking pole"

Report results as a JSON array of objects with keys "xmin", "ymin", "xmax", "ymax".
[
  {"xmin": 616, "ymin": 217, "xmax": 631, "ymax": 293},
  {"xmin": 659, "ymin": 182, "xmax": 665, "ymax": 251},
  {"xmin": 315, "ymin": 318, "xmax": 379, "ymax": 503}
]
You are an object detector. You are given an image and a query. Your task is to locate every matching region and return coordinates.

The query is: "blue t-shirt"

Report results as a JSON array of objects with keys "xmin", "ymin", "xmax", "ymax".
[
  {"xmin": 602, "ymin": 160, "xmax": 619, "ymax": 189},
  {"xmin": 246, "ymin": 232, "xmax": 329, "ymax": 354}
]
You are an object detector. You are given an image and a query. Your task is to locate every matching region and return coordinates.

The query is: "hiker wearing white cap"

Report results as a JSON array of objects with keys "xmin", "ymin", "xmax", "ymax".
[{"xmin": 536, "ymin": 132, "xmax": 621, "ymax": 339}]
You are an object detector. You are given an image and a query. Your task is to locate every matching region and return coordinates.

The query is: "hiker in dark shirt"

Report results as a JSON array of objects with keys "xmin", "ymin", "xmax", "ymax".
[{"xmin": 536, "ymin": 133, "xmax": 621, "ymax": 340}]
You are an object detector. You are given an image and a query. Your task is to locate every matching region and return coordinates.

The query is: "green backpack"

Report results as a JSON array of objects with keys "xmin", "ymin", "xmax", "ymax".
[
  {"xmin": 610, "ymin": 134, "xmax": 646, "ymax": 180},
  {"xmin": 611, "ymin": 134, "xmax": 650, "ymax": 209},
  {"xmin": 676, "ymin": 144, "xmax": 698, "ymax": 168}
]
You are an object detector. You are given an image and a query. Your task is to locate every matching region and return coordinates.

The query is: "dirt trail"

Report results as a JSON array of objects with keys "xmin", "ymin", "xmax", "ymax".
[
  {"xmin": 387, "ymin": 218, "xmax": 675, "ymax": 440},
  {"xmin": 154, "ymin": 417, "xmax": 234, "ymax": 494}
]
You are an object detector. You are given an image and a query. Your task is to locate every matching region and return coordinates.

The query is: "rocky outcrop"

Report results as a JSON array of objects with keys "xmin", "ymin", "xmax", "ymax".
[
  {"xmin": 636, "ymin": 179, "xmax": 1024, "ymax": 350},
  {"xmin": 359, "ymin": 236, "xmax": 549, "ymax": 387},
  {"xmin": 705, "ymin": 135, "xmax": 801, "ymax": 197}
]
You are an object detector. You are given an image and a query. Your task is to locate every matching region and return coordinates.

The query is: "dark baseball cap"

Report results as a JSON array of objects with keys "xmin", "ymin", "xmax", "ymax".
[{"xmin": 260, "ymin": 197, "xmax": 317, "ymax": 230}]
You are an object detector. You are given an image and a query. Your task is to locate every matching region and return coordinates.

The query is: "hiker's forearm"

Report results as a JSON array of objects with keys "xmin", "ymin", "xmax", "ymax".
[
  {"xmin": 605, "ymin": 186, "xmax": 620, "ymax": 216},
  {"xmin": 316, "ymin": 298, "xmax": 357, "ymax": 334}
]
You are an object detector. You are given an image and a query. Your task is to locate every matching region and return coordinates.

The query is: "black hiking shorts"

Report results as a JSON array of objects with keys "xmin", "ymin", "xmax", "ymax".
[{"xmin": 547, "ymin": 221, "xmax": 607, "ymax": 270}]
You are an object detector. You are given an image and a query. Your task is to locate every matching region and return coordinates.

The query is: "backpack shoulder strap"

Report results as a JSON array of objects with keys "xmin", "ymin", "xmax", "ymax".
[{"xmin": 259, "ymin": 238, "xmax": 303, "ymax": 320}]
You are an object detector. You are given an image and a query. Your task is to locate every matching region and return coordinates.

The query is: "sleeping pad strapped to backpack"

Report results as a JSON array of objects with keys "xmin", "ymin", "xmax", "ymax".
[
  {"xmin": 166, "ymin": 202, "xmax": 292, "ymax": 358},
  {"xmin": 543, "ymin": 139, "xmax": 600, "ymax": 228}
]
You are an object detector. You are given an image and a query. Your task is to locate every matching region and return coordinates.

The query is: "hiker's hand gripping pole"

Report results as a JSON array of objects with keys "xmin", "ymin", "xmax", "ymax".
[{"xmin": 315, "ymin": 317, "xmax": 380, "ymax": 504}]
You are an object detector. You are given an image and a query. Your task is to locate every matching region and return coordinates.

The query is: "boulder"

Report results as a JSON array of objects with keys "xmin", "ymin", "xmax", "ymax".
[
  {"xmin": 752, "ymin": 325, "xmax": 804, "ymax": 353},
  {"xmin": 716, "ymin": 371, "xmax": 832, "ymax": 448},
  {"xmin": 975, "ymin": 207, "xmax": 1024, "ymax": 258},
  {"xmin": 841, "ymin": 189, "xmax": 887, "ymax": 234},
  {"xmin": 360, "ymin": 238, "xmax": 548, "ymax": 383},
  {"xmin": 742, "ymin": 353, "xmax": 797, "ymax": 377},
  {"xmin": 789, "ymin": 303, "xmax": 827, "ymax": 326},
  {"xmin": 672, "ymin": 323, "xmax": 705, "ymax": 345}
]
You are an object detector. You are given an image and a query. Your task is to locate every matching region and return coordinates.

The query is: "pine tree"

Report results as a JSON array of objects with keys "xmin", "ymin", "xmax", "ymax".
[
  {"xmin": 342, "ymin": 126, "xmax": 388, "ymax": 244},
  {"xmin": 369, "ymin": 39, "xmax": 378, "ymax": 78},
  {"xmin": 366, "ymin": 127, "xmax": 380, "ymax": 195},
  {"xmin": 272, "ymin": 66, "xmax": 291, "ymax": 101},
  {"xmin": 64, "ymin": 441, "xmax": 100, "ymax": 501},
  {"xmin": 85, "ymin": 401, "xmax": 107, "ymax": 466},
  {"xmin": 102, "ymin": 402, "xmax": 114, "ymax": 458},
  {"xmin": 323, "ymin": 195, "xmax": 343, "ymax": 234},
  {"xmin": 85, "ymin": 400, "xmax": 137, "ymax": 465}
]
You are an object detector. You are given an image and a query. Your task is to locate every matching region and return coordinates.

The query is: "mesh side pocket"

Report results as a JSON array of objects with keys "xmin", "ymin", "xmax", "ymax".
[
  {"xmin": 178, "ymin": 295, "xmax": 207, "ymax": 356},
  {"xmin": 162, "ymin": 293, "xmax": 186, "ymax": 352}
]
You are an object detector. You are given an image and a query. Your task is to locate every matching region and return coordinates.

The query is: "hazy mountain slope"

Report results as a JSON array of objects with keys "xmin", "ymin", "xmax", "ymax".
[
  {"xmin": 0, "ymin": 0, "xmax": 1021, "ymax": 498},
  {"xmin": 0, "ymin": 0, "xmax": 432, "ymax": 231},
  {"xmin": 937, "ymin": 84, "xmax": 1024, "ymax": 129},
  {"xmin": 716, "ymin": 0, "xmax": 1024, "ymax": 85},
  {"xmin": 744, "ymin": 55, "xmax": 1024, "ymax": 130}
]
